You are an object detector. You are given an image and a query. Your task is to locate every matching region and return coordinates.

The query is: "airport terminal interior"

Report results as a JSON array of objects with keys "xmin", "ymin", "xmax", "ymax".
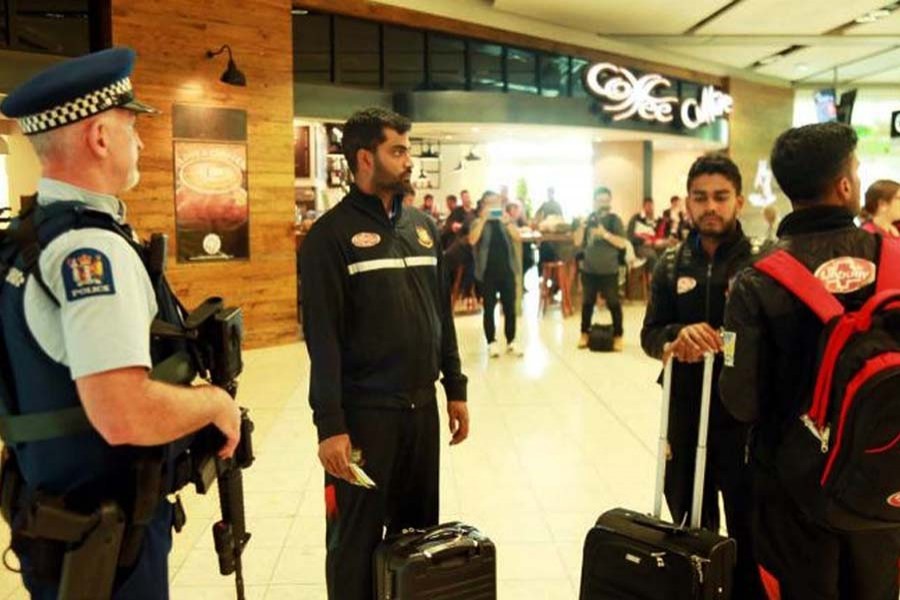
[{"xmin": 0, "ymin": 0, "xmax": 899, "ymax": 599}]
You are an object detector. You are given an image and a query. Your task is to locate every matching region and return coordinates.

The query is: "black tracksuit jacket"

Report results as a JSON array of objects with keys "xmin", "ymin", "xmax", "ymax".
[
  {"xmin": 641, "ymin": 224, "xmax": 761, "ymax": 439},
  {"xmin": 300, "ymin": 186, "xmax": 467, "ymax": 441},
  {"xmin": 719, "ymin": 206, "xmax": 882, "ymax": 466}
]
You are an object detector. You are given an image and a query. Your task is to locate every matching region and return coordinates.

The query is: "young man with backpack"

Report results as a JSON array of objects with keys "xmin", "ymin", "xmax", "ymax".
[
  {"xmin": 641, "ymin": 154, "xmax": 765, "ymax": 599},
  {"xmin": 720, "ymin": 122, "xmax": 900, "ymax": 600}
]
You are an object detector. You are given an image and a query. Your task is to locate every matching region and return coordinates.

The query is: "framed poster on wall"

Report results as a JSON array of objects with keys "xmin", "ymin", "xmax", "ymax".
[{"xmin": 172, "ymin": 105, "xmax": 249, "ymax": 262}]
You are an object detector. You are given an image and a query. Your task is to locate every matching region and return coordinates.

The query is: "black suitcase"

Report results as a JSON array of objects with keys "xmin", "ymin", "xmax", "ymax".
[
  {"xmin": 580, "ymin": 354, "xmax": 736, "ymax": 599},
  {"xmin": 374, "ymin": 522, "xmax": 497, "ymax": 600},
  {"xmin": 588, "ymin": 324, "xmax": 615, "ymax": 352}
]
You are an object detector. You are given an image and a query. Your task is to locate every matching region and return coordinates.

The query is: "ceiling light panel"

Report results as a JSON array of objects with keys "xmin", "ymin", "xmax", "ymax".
[
  {"xmin": 492, "ymin": 0, "xmax": 729, "ymax": 34},
  {"xmin": 696, "ymin": 0, "xmax": 889, "ymax": 34}
]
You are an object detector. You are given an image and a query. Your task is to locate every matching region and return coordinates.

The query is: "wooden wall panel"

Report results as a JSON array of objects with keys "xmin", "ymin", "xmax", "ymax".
[{"xmin": 111, "ymin": 0, "xmax": 298, "ymax": 349}]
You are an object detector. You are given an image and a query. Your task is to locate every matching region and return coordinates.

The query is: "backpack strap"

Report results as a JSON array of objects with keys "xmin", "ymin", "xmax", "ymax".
[
  {"xmin": 754, "ymin": 250, "xmax": 845, "ymax": 323},
  {"xmin": 876, "ymin": 236, "xmax": 900, "ymax": 294}
]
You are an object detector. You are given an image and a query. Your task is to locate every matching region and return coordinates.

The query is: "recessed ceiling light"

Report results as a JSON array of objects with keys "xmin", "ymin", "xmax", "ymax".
[
  {"xmin": 291, "ymin": 9, "xmax": 309, "ymax": 15},
  {"xmin": 471, "ymin": 127, "xmax": 480, "ymax": 132},
  {"xmin": 445, "ymin": 135, "xmax": 453, "ymax": 140},
  {"xmin": 796, "ymin": 63, "xmax": 809, "ymax": 72}
]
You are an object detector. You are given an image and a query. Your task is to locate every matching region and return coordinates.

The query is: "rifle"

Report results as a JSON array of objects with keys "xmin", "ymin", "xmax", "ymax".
[{"xmin": 150, "ymin": 293, "xmax": 255, "ymax": 600}]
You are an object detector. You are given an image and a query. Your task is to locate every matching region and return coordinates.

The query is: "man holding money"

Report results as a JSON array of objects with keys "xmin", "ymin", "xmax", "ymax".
[{"xmin": 300, "ymin": 107, "xmax": 469, "ymax": 600}]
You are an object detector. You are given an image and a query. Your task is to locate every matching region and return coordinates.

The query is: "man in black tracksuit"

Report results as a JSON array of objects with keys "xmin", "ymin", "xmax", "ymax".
[
  {"xmin": 300, "ymin": 108, "xmax": 469, "ymax": 600},
  {"xmin": 721, "ymin": 123, "xmax": 900, "ymax": 599},
  {"xmin": 641, "ymin": 154, "xmax": 765, "ymax": 599}
]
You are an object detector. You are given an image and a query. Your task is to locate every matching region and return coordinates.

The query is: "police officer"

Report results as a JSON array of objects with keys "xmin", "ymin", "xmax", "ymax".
[
  {"xmin": 300, "ymin": 108, "xmax": 469, "ymax": 600},
  {"xmin": 721, "ymin": 123, "xmax": 900, "ymax": 599},
  {"xmin": 641, "ymin": 154, "xmax": 764, "ymax": 599},
  {"xmin": 0, "ymin": 48, "xmax": 241, "ymax": 599}
]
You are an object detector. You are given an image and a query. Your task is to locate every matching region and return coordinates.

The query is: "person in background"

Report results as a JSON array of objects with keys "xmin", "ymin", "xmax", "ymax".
[
  {"xmin": 721, "ymin": 123, "xmax": 900, "ymax": 599},
  {"xmin": 628, "ymin": 197, "xmax": 663, "ymax": 271},
  {"xmin": 534, "ymin": 187, "xmax": 565, "ymax": 280},
  {"xmin": 641, "ymin": 154, "xmax": 763, "ymax": 599},
  {"xmin": 470, "ymin": 191, "xmax": 523, "ymax": 358},
  {"xmin": 402, "ymin": 191, "xmax": 415, "ymax": 208},
  {"xmin": 860, "ymin": 179, "xmax": 900, "ymax": 238},
  {"xmin": 507, "ymin": 198, "xmax": 533, "ymax": 293},
  {"xmin": 421, "ymin": 192, "xmax": 439, "ymax": 221},
  {"xmin": 762, "ymin": 204, "xmax": 779, "ymax": 242},
  {"xmin": 658, "ymin": 195, "xmax": 691, "ymax": 243},
  {"xmin": 575, "ymin": 187, "xmax": 627, "ymax": 350},
  {"xmin": 441, "ymin": 194, "xmax": 463, "ymax": 249},
  {"xmin": 460, "ymin": 189, "xmax": 474, "ymax": 216}
]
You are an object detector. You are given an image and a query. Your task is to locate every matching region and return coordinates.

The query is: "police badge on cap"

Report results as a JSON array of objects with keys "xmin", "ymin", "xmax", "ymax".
[{"xmin": 0, "ymin": 47, "xmax": 158, "ymax": 135}]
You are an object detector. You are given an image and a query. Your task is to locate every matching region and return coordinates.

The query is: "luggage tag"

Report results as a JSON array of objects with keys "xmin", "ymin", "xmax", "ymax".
[{"xmin": 349, "ymin": 449, "xmax": 377, "ymax": 489}]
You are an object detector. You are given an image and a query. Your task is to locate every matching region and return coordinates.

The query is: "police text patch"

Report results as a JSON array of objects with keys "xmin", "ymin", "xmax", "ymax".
[{"xmin": 62, "ymin": 248, "xmax": 116, "ymax": 301}]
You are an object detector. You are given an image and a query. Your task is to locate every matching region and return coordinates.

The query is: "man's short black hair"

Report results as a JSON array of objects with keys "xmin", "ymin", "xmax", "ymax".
[
  {"xmin": 342, "ymin": 107, "xmax": 411, "ymax": 174},
  {"xmin": 770, "ymin": 122, "xmax": 858, "ymax": 205},
  {"xmin": 643, "ymin": 197, "xmax": 654, "ymax": 205},
  {"xmin": 424, "ymin": 193, "xmax": 434, "ymax": 200},
  {"xmin": 686, "ymin": 153, "xmax": 742, "ymax": 194}
]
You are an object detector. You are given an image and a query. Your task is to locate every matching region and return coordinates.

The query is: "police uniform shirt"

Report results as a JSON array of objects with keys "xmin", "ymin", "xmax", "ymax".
[{"xmin": 25, "ymin": 177, "xmax": 157, "ymax": 379}]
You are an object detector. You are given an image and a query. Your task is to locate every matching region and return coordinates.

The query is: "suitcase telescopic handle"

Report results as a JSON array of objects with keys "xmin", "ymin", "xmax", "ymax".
[{"xmin": 652, "ymin": 352, "xmax": 715, "ymax": 530}]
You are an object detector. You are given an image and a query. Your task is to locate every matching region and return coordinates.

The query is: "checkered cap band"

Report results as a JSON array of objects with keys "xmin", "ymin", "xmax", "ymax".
[{"xmin": 17, "ymin": 77, "xmax": 134, "ymax": 135}]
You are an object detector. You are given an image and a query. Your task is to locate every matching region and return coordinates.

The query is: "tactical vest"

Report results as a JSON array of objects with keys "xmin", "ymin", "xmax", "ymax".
[{"xmin": 0, "ymin": 198, "xmax": 187, "ymax": 502}]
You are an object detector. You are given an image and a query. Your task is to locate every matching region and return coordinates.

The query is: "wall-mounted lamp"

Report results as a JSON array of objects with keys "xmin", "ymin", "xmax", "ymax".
[{"xmin": 206, "ymin": 44, "xmax": 246, "ymax": 87}]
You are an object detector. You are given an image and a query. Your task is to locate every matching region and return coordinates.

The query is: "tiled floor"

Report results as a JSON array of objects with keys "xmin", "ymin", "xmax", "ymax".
[{"xmin": 0, "ymin": 290, "xmax": 669, "ymax": 599}]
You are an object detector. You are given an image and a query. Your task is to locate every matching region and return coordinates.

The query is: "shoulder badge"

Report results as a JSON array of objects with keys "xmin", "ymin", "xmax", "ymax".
[
  {"xmin": 62, "ymin": 248, "xmax": 115, "ymax": 302},
  {"xmin": 415, "ymin": 225, "xmax": 434, "ymax": 249},
  {"xmin": 813, "ymin": 257, "xmax": 876, "ymax": 294},
  {"xmin": 351, "ymin": 232, "xmax": 381, "ymax": 248}
]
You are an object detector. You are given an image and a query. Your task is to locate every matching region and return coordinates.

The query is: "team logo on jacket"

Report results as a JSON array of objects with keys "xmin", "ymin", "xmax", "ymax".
[
  {"xmin": 813, "ymin": 257, "xmax": 875, "ymax": 294},
  {"xmin": 888, "ymin": 492, "xmax": 900, "ymax": 508},
  {"xmin": 416, "ymin": 226, "xmax": 434, "ymax": 249},
  {"xmin": 351, "ymin": 232, "xmax": 381, "ymax": 248},
  {"xmin": 676, "ymin": 276, "xmax": 697, "ymax": 295},
  {"xmin": 62, "ymin": 248, "xmax": 115, "ymax": 302}
]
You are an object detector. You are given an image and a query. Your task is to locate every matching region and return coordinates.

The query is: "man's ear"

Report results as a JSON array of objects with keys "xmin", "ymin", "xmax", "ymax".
[
  {"xmin": 356, "ymin": 148, "xmax": 373, "ymax": 174},
  {"xmin": 735, "ymin": 194, "xmax": 746, "ymax": 214},
  {"xmin": 83, "ymin": 117, "xmax": 110, "ymax": 160},
  {"xmin": 836, "ymin": 174, "xmax": 852, "ymax": 203}
]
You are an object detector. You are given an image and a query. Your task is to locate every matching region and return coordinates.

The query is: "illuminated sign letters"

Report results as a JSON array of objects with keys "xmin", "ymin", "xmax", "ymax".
[
  {"xmin": 584, "ymin": 62, "xmax": 733, "ymax": 130},
  {"xmin": 891, "ymin": 110, "xmax": 900, "ymax": 138}
]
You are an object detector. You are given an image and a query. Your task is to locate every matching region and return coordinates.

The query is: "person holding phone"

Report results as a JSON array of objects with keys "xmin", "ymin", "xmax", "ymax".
[{"xmin": 470, "ymin": 191, "xmax": 524, "ymax": 357}]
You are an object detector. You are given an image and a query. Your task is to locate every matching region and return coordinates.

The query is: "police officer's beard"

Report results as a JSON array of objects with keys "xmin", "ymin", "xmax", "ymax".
[{"xmin": 123, "ymin": 167, "xmax": 140, "ymax": 192}]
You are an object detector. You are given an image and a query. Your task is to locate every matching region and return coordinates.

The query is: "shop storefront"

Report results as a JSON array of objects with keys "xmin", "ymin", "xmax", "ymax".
[{"xmin": 291, "ymin": 9, "xmax": 734, "ymax": 225}]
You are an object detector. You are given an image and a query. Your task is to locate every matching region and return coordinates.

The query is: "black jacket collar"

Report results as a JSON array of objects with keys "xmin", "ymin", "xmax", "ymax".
[
  {"xmin": 346, "ymin": 185, "xmax": 404, "ymax": 227},
  {"xmin": 777, "ymin": 205, "xmax": 856, "ymax": 237},
  {"xmin": 686, "ymin": 221, "xmax": 748, "ymax": 261}
]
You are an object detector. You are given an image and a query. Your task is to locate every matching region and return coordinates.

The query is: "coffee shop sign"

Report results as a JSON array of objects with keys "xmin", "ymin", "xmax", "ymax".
[{"xmin": 585, "ymin": 63, "xmax": 733, "ymax": 130}]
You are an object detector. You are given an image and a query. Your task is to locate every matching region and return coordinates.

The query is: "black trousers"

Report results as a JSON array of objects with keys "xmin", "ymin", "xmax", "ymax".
[
  {"xmin": 752, "ymin": 468, "xmax": 900, "ymax": 600},
  {"xmin": 665, "ymin": 425, "xmax": 765, "ymax": 600},
  {"xmin": 581, "ymin": 272, "xmax": 622, "ymax": 336},
  {"xmin": 481, "ymin": 271, "xmax": 516, "ymax": 344},
  {"xmin": 325, "ymin": 400, "xmax": 440, "ymax": 600}
]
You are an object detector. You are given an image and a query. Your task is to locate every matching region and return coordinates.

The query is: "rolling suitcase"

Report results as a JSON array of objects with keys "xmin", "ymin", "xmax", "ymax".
[
  {"xmin": 579, "ymin": 354, "xmax": 736, "ymax": 599},
  {"xmin": 374, "ymin": 521, "xmax": 496, "ymax": 599}
]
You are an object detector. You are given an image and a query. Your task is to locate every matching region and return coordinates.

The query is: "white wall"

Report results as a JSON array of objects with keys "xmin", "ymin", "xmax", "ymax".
[
  {"xmin": 3, "ymin": 133, "xmax": 41, "ymax": 213},
  {"xmin": 652, "ymin": 149, "xmax": 698, "ymax": 206},
  {"xmin": 593, "ymin": 141, "xmax": 644, "ymax": 221}
]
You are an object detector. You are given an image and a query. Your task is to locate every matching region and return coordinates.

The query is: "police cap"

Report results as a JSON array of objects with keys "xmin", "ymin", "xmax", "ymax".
[{"xmin": 0, "ymin": 47, "xmax": 158, "ymax": 136}]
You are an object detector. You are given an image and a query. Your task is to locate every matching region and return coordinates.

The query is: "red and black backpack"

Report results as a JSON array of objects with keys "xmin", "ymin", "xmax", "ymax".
[{"xmin": 754, "ymin": 236, "xmax": 900, "ymax": 531}]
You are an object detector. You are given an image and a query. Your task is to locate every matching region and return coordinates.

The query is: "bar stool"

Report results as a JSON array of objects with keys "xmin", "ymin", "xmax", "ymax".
[{"xmin": 539, "ymin": 261, "xmax": 573, "ymax": 316}]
